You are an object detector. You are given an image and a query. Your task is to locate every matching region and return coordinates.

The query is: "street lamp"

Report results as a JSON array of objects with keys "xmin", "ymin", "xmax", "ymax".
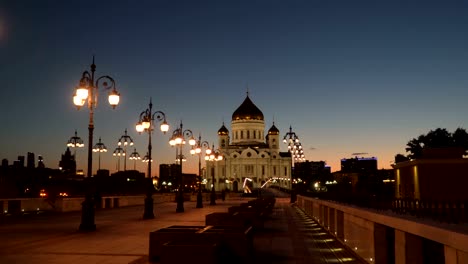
[
  {"xmin": 113, "ymin": 146, "xmax": 125, "ymax": 171},
  {"xmin": 142, "ymin": 152, "xmax": 153, "ymax": 163},
  {"xmin": 67, "ymin": 130, "xmax": 84, "ymax": 173},
  {"xmin": 205, "ymin": 144, "xmax": 223, "ymax": 205},
  {"xmin": 72, "ymin": 57, "xmax": 120, "ymax": 232},
  {"xmin": 136, "ymin": 98, "xmax": 169, "ymax": 219},
  {"xmin": 169, "ymin": 121, "xmax": 196, "ymax": 213},
  {"xmin": 283, "ymin": 126, "xmax": 305, "ymax": 203},
  {"xmin": 118, "ymin": 129, "xmax": 134, "ymax": 171},
  {"xmin": 129, "ymin": 148, "xmax": 141, "ymax": 170},
  {"xmin": 190, "ymin": 134, "xmax": 210, "ymax": 208},
  {"xmin": 67, "ymin": 130, "xmax": 85, "ymax": 156},
  {"xmin": 92, "ymin": 137, "xmax": 107, "ymax": 171}
]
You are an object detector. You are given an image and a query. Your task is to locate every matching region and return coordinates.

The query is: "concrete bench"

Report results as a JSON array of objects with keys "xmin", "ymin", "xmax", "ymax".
[
  {"xmin": 203, "ymin": 225, "xmax": 254, "ymax": 258},
  {"xmin": 149, "ymin": 225, "xmax": 210, "ymax": 262},
  {"xmin": 150, "ymin": 225, "xmax": 253, "ymax": 262}
]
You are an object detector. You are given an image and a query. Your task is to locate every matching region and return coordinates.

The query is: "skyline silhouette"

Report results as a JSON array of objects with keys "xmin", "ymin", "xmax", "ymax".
[{"xmin": 1, "ymin": 1, "xmax": 468, "ymax": 174}]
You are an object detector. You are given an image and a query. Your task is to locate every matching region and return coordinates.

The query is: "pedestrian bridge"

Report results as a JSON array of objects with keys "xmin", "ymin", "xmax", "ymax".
[{"xmin": 296, "ymin": 195, "xmax": 468, "ymax": 264}]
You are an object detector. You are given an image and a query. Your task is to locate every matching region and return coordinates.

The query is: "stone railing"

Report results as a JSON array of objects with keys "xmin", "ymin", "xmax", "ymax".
[{"xmin": 296, "ymin": 195, "xmax": 468, "ymax": 264}]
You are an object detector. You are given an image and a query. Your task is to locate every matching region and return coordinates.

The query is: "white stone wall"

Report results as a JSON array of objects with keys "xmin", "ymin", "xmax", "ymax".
[{"xmin": 231, "ymin": 119, "xmax": 265, "ymax": 145}]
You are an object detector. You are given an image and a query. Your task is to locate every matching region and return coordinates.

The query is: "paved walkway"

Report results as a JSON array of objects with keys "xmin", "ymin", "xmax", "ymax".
[{"xmin": 0, "ymin": 193, "xmax": 366, "ymax": 264}]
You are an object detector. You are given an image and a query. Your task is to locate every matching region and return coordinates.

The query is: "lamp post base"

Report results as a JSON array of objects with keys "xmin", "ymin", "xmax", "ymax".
[
  {"xmin": 196, "ymin": 191, "xmax": 203, "ymax": 208},
  {"xmin": 143, "ymin": 196, "xmax": 155, "ymax": 219},
  {"xmin": 79, "ymin": 196, "xmax": 96, "ymax": 232},
  {"xmin": 210, "ymin": 191, "xmax": 216, "ymax": 205},
  {"xmin": 176, "ymin": 192, "xmax": 184, "ymax": 213}
]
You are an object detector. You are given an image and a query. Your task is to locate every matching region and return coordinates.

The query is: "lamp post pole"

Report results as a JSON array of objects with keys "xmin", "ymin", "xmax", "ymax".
[
  {"xmin": 283, "ymin": 126, "xmax": 304, "ymax": 203},
  {"xmin": 169, "ymin": 121, "xmax": 196, "ymax": 213},
  {"xmin": 136, "ymin": 98, "xmax": 169, "ymax": 219},
  {"xmin": 190, "ymin": 134, "xmax": 210, "ymax": 208},
  {"xmin": 72, "ymin": 57, "xmax": 120, "ymax": 231}
]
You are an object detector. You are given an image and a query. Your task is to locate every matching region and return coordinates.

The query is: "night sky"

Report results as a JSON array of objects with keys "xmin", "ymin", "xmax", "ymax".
[{"xmin": 1, "ymin": 0, "xmax": 468, "ymax": 175}]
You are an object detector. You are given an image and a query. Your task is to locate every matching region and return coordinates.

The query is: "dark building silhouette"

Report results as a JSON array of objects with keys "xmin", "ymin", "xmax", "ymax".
[
  {"xmin": 59, "ymin": 148, "xmax": 76, "ymax": 174},
  {"xmin": 96, "ymin": 169, "xmax": 110, "ymax": 177},
  {"xmin": 159, "ymin": 164, "xmax": 180, "ymax": 191},
  {"xmin": 1, "ymin": 159, "xmax": 7, "ymax": 168},
  {"xmin": 37, "ymin": 155, "xmax": 45, "ymax": 169},
  {"xmin": 294, "ymin": 161, "xmax": 332, "ymax": 191},
  {"xmin": 27, "ymin": 152, "xmax": 35, "ymax": 169},
  {"xmin": 341, "ymin": 157, "xmax": 378, "ymax": 173},
  {"xmin": 16, "ymin": 156, "xmax": 25, "ymax": 168}
]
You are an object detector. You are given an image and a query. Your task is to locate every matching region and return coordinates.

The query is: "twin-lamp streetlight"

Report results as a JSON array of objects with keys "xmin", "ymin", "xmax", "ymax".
[
  {"xmin": 169, "ymin": 122, "xmax": 196, "ymax": 213},
  {"xmin": 190, "ymin": 134, "xmax": 211, "ymax": 208},
  {"xmin": 118, "ymin": 129, "xmax": 134, "ymax": 171},
  {"xmin": 129, "ymin": 148, "xmax": 141, "ymax": 170},
  {"xmin": 92, "ymin": 137, "xmax": 107, "ymax": 171},
  {"xmin": 72, "ymin": 57, "xmax": 120, "ymax": 231},
  {"xmin": 205, "ymin": 145, "xmax": 223, "ymax": 205},
  {"xmin": 136, "ymin": 98, "xmax": 169, "ymax": 219}
]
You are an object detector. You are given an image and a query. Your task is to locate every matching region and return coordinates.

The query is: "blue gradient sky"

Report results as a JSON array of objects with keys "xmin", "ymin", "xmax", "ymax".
[{"xmin": 1, "ymin": 0, "xmax": 468, "ymax": 174}]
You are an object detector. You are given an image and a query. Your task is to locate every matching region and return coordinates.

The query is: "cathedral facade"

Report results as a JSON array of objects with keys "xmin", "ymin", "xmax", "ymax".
[{"xmin": 206, "ymin": 93, "xmax": 292, "ymax": 192}]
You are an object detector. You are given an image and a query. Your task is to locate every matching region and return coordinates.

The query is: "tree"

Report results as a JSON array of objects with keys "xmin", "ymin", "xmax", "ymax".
[{"xmin": 405, "ymin": 128, "xmax": 468, "ymax": 159}]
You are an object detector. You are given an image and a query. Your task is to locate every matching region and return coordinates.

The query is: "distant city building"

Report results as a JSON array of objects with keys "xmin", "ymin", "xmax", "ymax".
[
  {"xmin": 17, "ymin": 156, "xmax": 25, "ymax": 168},
  {"xmin": 208, "ymin": 93, "xmax": 292, "ymax": 192},
  {"xmin": 159, "ymin": 164, "xmax": 180, "ymax": 190},
  {"xmin": 341, "ymin": 156, "xmax": 378, "ymax": 173},
  {"xmin": 1, "ymin": 159, "xmax": 7, "ymax": 168},
  {"xmin": 27, "ymin": 152, "xmax": 35, "ymax": 169},
  {"xmin": 294, "ymin": 160, "xmax": 332, "ymax": 190}
]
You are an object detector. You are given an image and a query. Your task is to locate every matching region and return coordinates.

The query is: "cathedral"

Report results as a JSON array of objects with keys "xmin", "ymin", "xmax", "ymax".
[{"xmin": 206, "ymin": 93, "xmax": 292, "ymax": 192}]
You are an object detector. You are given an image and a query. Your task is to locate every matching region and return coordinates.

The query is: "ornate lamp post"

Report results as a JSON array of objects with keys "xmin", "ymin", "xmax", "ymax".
[
  {"xmin": 205, "ymin": 145, "xmax": 223, "ymax": 205},
  {"xmin": 118, "ymin": 129, "xmax": 134, "ymax": 171},
  {"xmin": 136, "ymin": 98, "xmax": 169, "ymax": 219},
  {"xmin": 283, "ymin": 126, "xmax": 305, "ymax": 203},
  {"xmin": 92, "ymin": 137, "xmax": 107, "ymax": 171},
  {"xmin": 190, "ymin": 134, "xmax": 210, "ymax": 208},
  {"xmin": 169, "ymin": 121, "xmax": 196, "ymax": 213},
  {"xmin": 129, "ymin": 148, "xmax": 141, "ymax": 170},
  {"xmin": 113, "ymin": 146, "xmax": 125, "ymax": 171},
  {"xmin": 72, "ymin": 57, "xmax": 120, "ymax": 231}
]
